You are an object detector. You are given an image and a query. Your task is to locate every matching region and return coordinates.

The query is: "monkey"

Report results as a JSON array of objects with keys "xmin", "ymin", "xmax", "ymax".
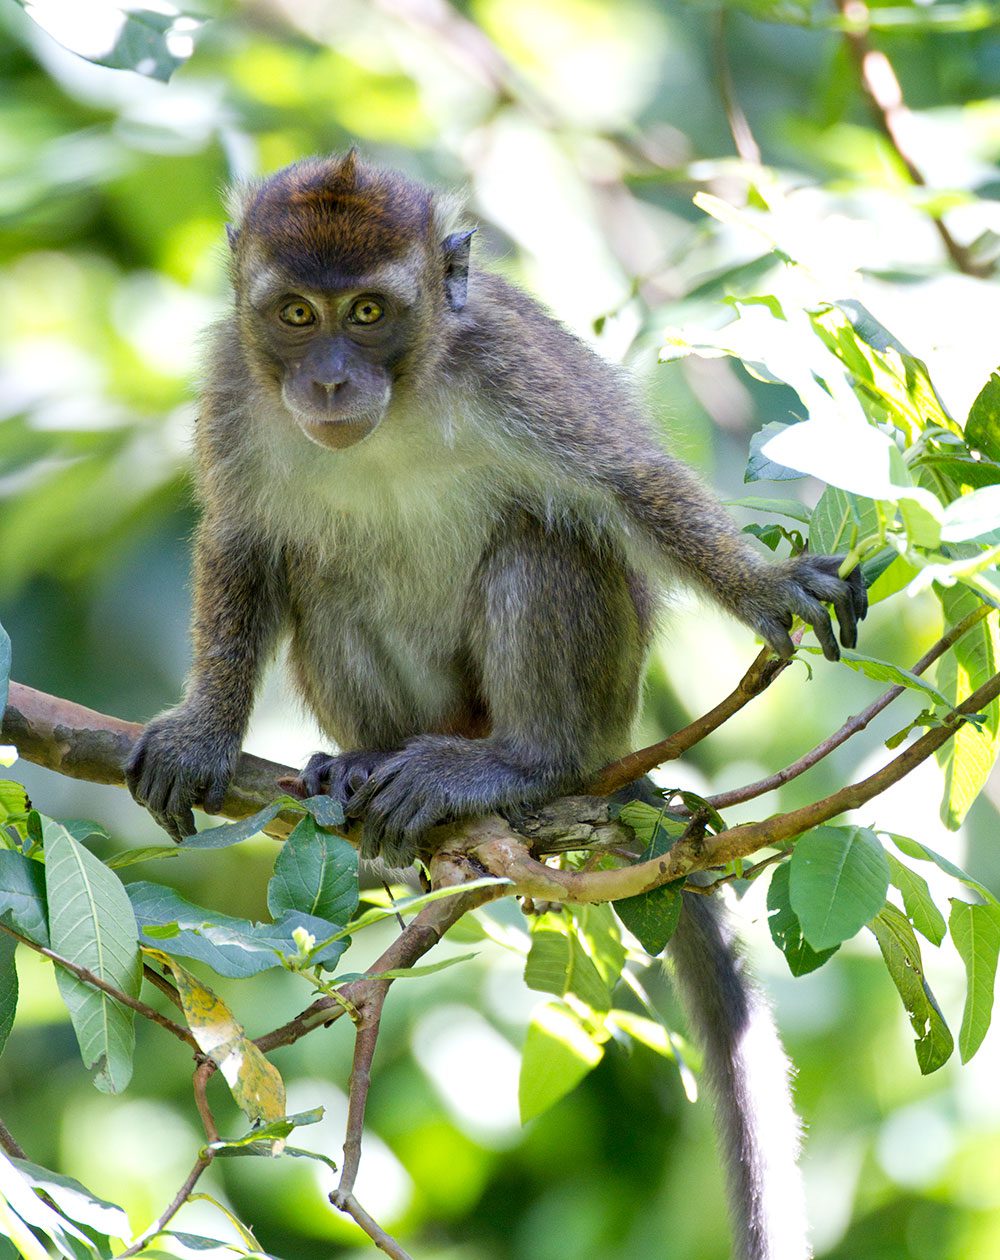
[{"xmin": 126, "ymin": 151, "xmax": 866, "ymax": 1260}]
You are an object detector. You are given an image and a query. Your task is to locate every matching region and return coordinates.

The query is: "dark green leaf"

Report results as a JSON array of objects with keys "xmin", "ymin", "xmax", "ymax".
[
  {"xmin": 724, "ymin": 496, "xmax": 812, "ymax": 524},
  {"xmin": 0, "ymin": 933, "xmax": 17, "ymax": 1057},
  {"xmin": 182, "ymin": 794, "xmax": 345, "ymax": 850},
  {"xmin": 128, "ymin": 883, "xmax": 346, "ymax": 978},
  {"xmin": 104, "ymin": 846, "xmax": 180, "ymax": 870},
  {"xmin": 949, "ymin": 899, "xmax": 1000, "ymax": 1063},
  {"xmin": 869, "ymin": 903, "xmax": 954, "ymax": 1074},
  {"xmin": 790, "ymin": 825, "xmax": 889, "ymax": 950},
  {"xmin": 887, "ymin": 832, "xmax": 999, "ymax": 905},
  {"xmin": 267, "ymin": 815, "xmax": 358, "ymax": 926},
  {"xmin": 886, "ymin": 854, "xmax": 946, "ymax": 945},
  {"xmin": 0, "ymin": 850, "xmax": 49, "ymax": 945},
  {"xmin": 745, "ymin": 421, "xmax": 804, "ymax": 483},
  {"xmin": 613, "ymin": 804, "xmax": 687, "ymax": 954},
  {"xmin": 575, "ymin": 904, "xmax": 626, "ymax": 989},
  {"xmin": 966, "ymin": 370, "xmax": 1000, "ymax": 462},
  {"xmin": 766, "ymin": 862, "xmax": 839, "ymax": 976}
]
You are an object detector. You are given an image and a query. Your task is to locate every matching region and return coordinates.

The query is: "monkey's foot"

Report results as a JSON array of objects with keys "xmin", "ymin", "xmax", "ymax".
[{"xmin": 297, "ymin": 748, "xmax": 395, "ymax": 808}]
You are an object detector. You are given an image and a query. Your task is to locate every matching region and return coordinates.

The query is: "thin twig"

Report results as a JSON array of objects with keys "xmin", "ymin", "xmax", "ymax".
[
  {"xmin": 837, "ymin": 0, "xmax": 991, "ymax": 278},
  {"xmin": 329, "ymin": 1189, "xmax": 414, "ymax": 1260},
  {"xmin": 119, "ymin": 1155, "xmax": 211, "ymax": 1257},
  {"xmin": 587, "ymin": 644, "xmax": 791, "ymax": 795},
  {"xmin": 0, "ymin": 1117, "xmax": 26, "ymax": 1160},
  {"xmin": 714, "ymin": 9, "xmax": 761, "ymax": 164},
  {"xmin": 337, "ymin": 988, "xmax": 388, "ymax": 1195},
  {"xmin": 708, "ymin": 603, "xmax": 994, "ymax": 809},
  {"xmin": 0, "ymin": 922, "xmax": 197, "ymax": 1049},
  {"xmin": 193, "ymin": 1060, "xmax": 219, "ymax": 1143}
]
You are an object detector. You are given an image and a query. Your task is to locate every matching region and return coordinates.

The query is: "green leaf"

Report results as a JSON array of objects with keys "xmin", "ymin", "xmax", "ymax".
[
  {"xmin": 723, "ymin": 496, "xmax": 812, "ymax": 524},
  {"xmin": 0, "ymin": 1149, "xmax": 94, "ymax": 1260},
  {"xmin": 766, "ymin": 862, "xmax": 839, "ymax": 975},
  {"xmin": 799, "ymin": 647, "xmax": 951, "ymax": 707},
  {"xmin": 887, "ymin": 832, "xmax": 999, "ymax": 905},
  {"xmin": 337, "ymin": 877, "xmax": 511, "ymax": 937},
  {"xmin": 128, "ymin": 883, "xmax": 346, "ymax": 977},
  {"xmin": 949, "ymin": 899, "xmax": 1000, "ymax": 1063},
  {"xmin": 790, "ymin": 825, "xmax": 889, "ymax": 950},
  {"xmin": 44, "ymin": 826, "xmax": 142, "ymax": 1094},
  {"xmin": 936, "ymin": 587, "xmax": 1000, "ymax": 828},
  {"xmin": 212, "ymin": 1108, "xmax": 324, "ymax": 1148},
  {"xmin": 966, "ymin": 369, "xmax": 1000, "ymax": 462},
  {"xmin": 745, "ymin": 421, "xmax": 804, "ymax": 483},
  {"xmin": 606, "ymin": 1009, "xmax": 676, "ymax": 1058},
  {"xmin": 613, "ymin": 803, "xmax": 686, "ymax": 954},
  {"xmin": 367, "ymin": 952, "xmax": 478, "ymax": 980},
  {"xmin": 0, "ymin": 851, "xmax": 49, "ymax": 946},
  {"xmin": 267, "ymin": 815, "xmax": 358, "ymax": 926},
  {"xmin": 575, "ymin": 904, "xmax": 626, "ymax": 990},
  {"xmin": 869, "ymin": 903, "xmax": 954, "ymax": 1074},
  {"xmin": 17, "ymin": 3, "xmax": 202, "ymax": 83},
  {"xmin": 887, "ymin": 854, "xmax": 947, "ymax": 946},
  {"xmin": 208, "ymin": 1141, "xmax": 339, "ymax": 1174},
  {"xmin": 104, "ymin": 846, "xmax": 180, "ymax": 870},
  {"xmin": 0, "ymin": 621, "xmax": 9, "ymax": 718},
  {"xmin": 11, "ymin": 1159, "xmax": 130, "ymax": 1239},
  {"xmin": 808, "ymin": 486, "xmax": 879, "ymax": 555},
  {"xmin": 524, "ymin": 916, "xmax": 613, "ymax": 1014},
  {"xmin": 519, "ymin": 1000, "xmax": 605, "ymax": 1123},
  {"xmin": 0, "ymin": 934, "xmax": 17, "ymax": 1058},
  {"xmin": 0, "ymin": 782, "xmax": 29, "ymax": 824}
]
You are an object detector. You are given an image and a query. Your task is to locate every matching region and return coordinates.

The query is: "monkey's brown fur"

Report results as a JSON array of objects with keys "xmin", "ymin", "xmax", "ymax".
[{"xmin": 128, "ymin": 152, "xmax": 866, "ymax": 1260}]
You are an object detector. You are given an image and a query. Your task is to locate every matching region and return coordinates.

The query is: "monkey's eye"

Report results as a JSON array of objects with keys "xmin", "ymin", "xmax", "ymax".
[
  {"xmin": 279, "ymin": 299, "xmax": 317, "ymax": 327},
  {"xmin": 347, "ymin": 297, "xmax": 385, "ymax": 326}
]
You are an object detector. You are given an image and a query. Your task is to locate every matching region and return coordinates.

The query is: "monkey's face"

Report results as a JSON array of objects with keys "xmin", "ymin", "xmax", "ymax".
[{"xmin": 247, "ymin": 280, "xmax": 415, "ymax": 451}]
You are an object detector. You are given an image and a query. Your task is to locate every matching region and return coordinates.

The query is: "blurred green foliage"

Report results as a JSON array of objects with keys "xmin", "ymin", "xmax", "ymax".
[{"xmin": 1, "ymin": 1, "xmax": 1000, "ymax": 1257}]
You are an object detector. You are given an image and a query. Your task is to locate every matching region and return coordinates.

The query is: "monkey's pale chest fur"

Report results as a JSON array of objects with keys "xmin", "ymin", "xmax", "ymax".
[{"xmin": 245, "ymin": 402, "xmax": 519, "ymax": 743}]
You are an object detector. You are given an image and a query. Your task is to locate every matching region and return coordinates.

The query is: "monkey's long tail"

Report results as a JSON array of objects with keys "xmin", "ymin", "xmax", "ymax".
[{"xmin": 668, "ymin": 890, "xmax": 812, "ymax": 1260}]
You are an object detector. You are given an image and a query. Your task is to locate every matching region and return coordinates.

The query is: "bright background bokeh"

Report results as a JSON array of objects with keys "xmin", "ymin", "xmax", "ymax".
[{"xmin": 1, "ymin": 1, "xmax": 1000, "ymax": 1256}]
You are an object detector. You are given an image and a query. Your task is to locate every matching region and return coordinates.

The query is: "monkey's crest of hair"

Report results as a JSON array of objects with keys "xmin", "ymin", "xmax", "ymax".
[{"xmin": 225, "ymin": 150, "xmax": 466, "ymax": 287}]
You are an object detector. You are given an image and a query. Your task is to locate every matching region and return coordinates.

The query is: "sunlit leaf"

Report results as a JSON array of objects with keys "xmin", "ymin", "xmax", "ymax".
[
  {"xmin": 0, "ymin": 1150, "xmax": 93, "ymax": 1260},
  {"xmin": 869, "ymin": 903, "xmax": 954, "ymax": 1074},
  {"xmin": 887, "ymin": 832, "xmax": 999, "ymax": 906},
  {"xmin": 45, "ymin": 825, "xmax": 142, "ymax": 1094},
  {"xmin": 767, "ymin": 861, "xmax": 839, "ymax": 975},
  {"xmin": 607, "ymin": 1009, "xmax": 676, "ymax": 1058},
  {"xmin": 11, "ymin": 1159, "xmax": 130, "ymax": 1239},
  {"xmin": 790, "ymin": 825, "xmax": 889, "ymax": 950},
  {"xmin": 519, "ymin": 1000, "xmax": 605, "ymax": 1124},
  {"xmin": 887, "ymin": 854, "xmax": 946, "ymax": 946},
  {"xmin": 935, "ymin": 587, "xmax": 1000, "ymax": 828},
  {"xmin": 0, "ymin": 935, "xmax": 17, "ymax": 1058},
  {"xmin": 575, "ymin": 904, "xmax": 626, "ymax": 990},
  {"xmin": 799, "ymin": 647, "xmax": 951, "ymax": 707},
  {"xmin": 524, "ymin": 915, "xmax": 612, "ymax": 1014},
  {"xmin": 949, "ymin": 899, "xmax": 1000, "ymax": 1062},
  {"xmin": 143, "ymin": 949, "xmax": 285, "ymax": 1124},
  {"xmin": 723, "ymin": 496, "xmax": 812, "ymax": 524}
]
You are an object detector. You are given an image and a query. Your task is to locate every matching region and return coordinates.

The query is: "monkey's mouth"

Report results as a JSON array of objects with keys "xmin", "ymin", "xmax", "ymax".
[{"xmin": 297, "ymin": 414, "xmax": 379, "ymax": 451}]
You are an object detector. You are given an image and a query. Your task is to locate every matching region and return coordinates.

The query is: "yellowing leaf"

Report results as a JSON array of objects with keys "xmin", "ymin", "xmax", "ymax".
[{"xmin": 143, "ymin": 949, "xmax": 285, "ymax": 1125}]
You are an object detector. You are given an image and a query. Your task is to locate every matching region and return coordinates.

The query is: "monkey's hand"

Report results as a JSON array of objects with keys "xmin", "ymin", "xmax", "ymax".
[
  {"xmin": 125, "ymin": 710, "xmax": 238, "ymax": 843},
  {"xmin": 344, "ymin": 735, "xmax": 524, "ymax": 866},
  {"xmin": 748, "ymin": 554, "xmax": 868, "ymax": 662},
  {"xmin": 297, "ymin": 749, "xmax": 395, "ymax": 806}
]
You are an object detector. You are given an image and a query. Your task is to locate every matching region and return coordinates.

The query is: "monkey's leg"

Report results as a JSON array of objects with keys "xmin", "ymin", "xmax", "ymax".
[
  {"xmin": 346, "ymin": 513, "xmax": 649, "ymax": 864},
  {"xmin": 126, "ymin": 523, "xmax": 287, "ymax": 840}
]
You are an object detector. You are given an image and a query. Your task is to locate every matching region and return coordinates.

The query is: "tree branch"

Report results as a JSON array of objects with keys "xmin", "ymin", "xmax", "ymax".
[
  {"xmin": 585, "ymin": 644, "xmax": 790, "ymax": 795},
  {"xmin": 837, "ymin": 0, "xmax": 992, "ymax": 278},
  {"xmin": 707, "ymin": 603, "xmax": 994, "ymax": 809},
  {"xmin": 0, "ymin": 1117, "xmax": 26, "ymax": 1161}
]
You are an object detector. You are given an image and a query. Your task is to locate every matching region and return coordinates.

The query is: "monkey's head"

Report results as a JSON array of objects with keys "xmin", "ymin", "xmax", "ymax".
[{"xmin": 225, "ymin": 151, "xmax": 473, "ymax": 451}]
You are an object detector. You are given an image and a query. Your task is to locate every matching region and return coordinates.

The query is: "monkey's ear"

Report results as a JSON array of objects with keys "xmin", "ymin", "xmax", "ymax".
[
  {"xmin": 225, "ymin": 223, "xmax": 240, "ymax": 251},
  {"xmin": 442, "ymin": 229, "xmax": 476, "ymax": 311}
]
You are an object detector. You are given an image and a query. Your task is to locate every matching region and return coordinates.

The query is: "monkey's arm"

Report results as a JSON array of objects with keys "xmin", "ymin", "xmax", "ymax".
[
  {"xmin": 125, "ymin": 519, "xmax": 287, "ymax": 840},
  {"xmin": 609, "ymin": 445, "xmax": 867, "ymax": 660}
]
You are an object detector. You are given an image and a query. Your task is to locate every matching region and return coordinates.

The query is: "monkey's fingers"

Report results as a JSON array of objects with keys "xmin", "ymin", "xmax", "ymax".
[
  {"xmin": 759, "ymin": 612, "xmax": 795, "ymax": 660},
  {"xmin": 793, "ymin": 595, "xmax": 840, "ymax": 661},
  {"xmin": 300, "ymin": 752, "xmax": 334, "ymax": 798},
  {"xmin": 124, "ymin": 740, "xmax": 147, "ymax": 800}
]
